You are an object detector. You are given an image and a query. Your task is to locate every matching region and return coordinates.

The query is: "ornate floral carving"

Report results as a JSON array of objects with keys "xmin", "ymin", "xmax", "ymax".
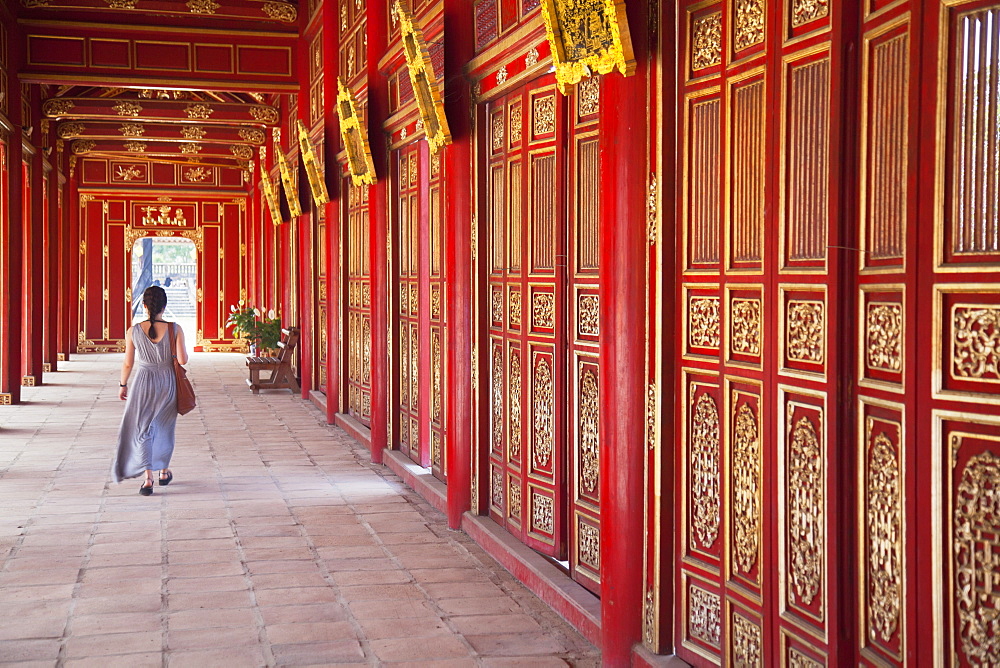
[
  {"xmin": 580, "ymin": 369, "xmax": 599, "ymax": 494},
  {"xmin": 238, "ymin": 127, "xmax": 265, "ymax": 144},
  {"xmin": 116, "ymin": 165, "xmax": 144, "ymax": 181},
  {"xmin": 533, "ymin": 357, "xmax": 554, "ymax": 468},
  {"xmin": 400, "ymin": 328, "xmax": 409, "ymax": 407},
  {"xmin": 509, "ymin": 349, "xmax": 521, "ymax": 460},
  {"xmin": 788, "ymin": 414, "xmax": 823, "ymax": 607},
  {"xmin": 43, "ymin": 99, "xmax": 75, "ymax": 117},
  {"xmin": 692, "ymin": 12, "xmax": 722, "ymax": 70},
  {"xmin": 866, "ymin": 303, "xmax": 902, "ymax": 371},
  {"xmin": 866, "ymin": 426, "xmax": 901, "ymax": 644},
  {"xmin": 119, "ymin": 123, "xmax": 144, "ymax": 137},
  {"xmin": 492, "ymin": 288, "xmax": 503, "ymax": 322},
  {"xmin": 432, "ymin": 332, "xmax": 442, "ymax": 423},
  {"xmin": 123, "ymin": 140, "xmax": 146, "ymax": 153},
  {"xmin": 643, "ymin": 588, "xmax": 656, "ymax": 647},
  {"xmin": 533, "ymin": 293, "xmax": 555, "ymax": 329},
  {"xmin": 113, "ymin": 100, "xmax": 142, "ymax": 117},
  {"xmin": 735, "ymin": 0, "xmax": 765, "ymax": 51},
  {"xmin": 362, "ymin": 318, "xmax": 372, "ymax": 384},
  {"xmin": 532, "ymin": 493, "xmax": 553, "ymax": 533},
  {"xmin": 689, "ymin": 296, "xmax": 721, "ymax": 348},
  {"xmin": 230, "ymin": 144, "xmax": 254, "ymax": 160},
  {"xmin": 179, "ymin": 142, "xmax": 202, "ymax": 154},
  {"xmin": 955, "ymin": 451, "xmax": 1000, "ymax": 664},
  {"xmin": 648, "ymin": 172, "xmax": 658, "ymax": 244},
  {"xmin": 579, "ymin": 523, "xmax": 600, "ymax": 570},
  {"xmin": 953, "ymin": 306, "xmax": 1000, "ymax": 381},
  {"xmin": 509, "ymin": 479, "xmax": 521, "ymax": 518},
  {"xmin": 185, "ymin": 103, "xmax": 214, "ymax": 120},
  {"xmin": 791, "ymin": 0, "xmax": 828, "ymax": 27},
  {"xmin": 410, "ymin": 326, "xmax": 419, "ymax": 406},
  {"xmin": 787, "ymin": 300, "xmax": 824, "ymax": 363},
  {"xmin": 431, "ymin": 286, "xmax": 441, "ymax": 319},
  {"xmin": 496, "ymin": 65, "xmax": 508, "ymax": 86},
  {"xmin": 492, "ymin": 113, "xmax": 504, "ymax": 151},
  {"xmin": 262, "ymin": 1, "xmax": 296, "ymax": 21},
  {"xmin": 181, "ymin": 125, "xmax": 206, "ymax": 140},
  {"xmin": 691, "ymin": 393, "xmax": 721, "ymax": 548},
  {"xmin": 72, "ymin": 140, "xmax": 96, "ymax": 155},
  {"xmin": 579, "ymin": 76, "xmax": 600, "ymax": 116},
  {"xmin": 578, "ymin": 295, "xmax": 599, "ymax": 336},
  {"xmin": 492, "ymin": 345, "xmax": 503, "ymax": 453},
  {"xmin": 689, "ymin": 586, "xmax": 721, "ymax": 647},
  {"xmin": 732, "ymin": 298, "xmax": 762, "ymax": 356},
  {"xmin": 788, "ymin": 649, "xmax": 823, "ymax": 668},
  {"xmin": 509, "ymin": 289, "xmax": 522, "ymax": 327},
  {"xmin": 732, "ymin": 614, "xmax": 762, "ymax": 666},
  {"xmin": 510, "ymin": 105, "xmax": 522, "ymax": 143},
  {"xmin": 58, "ymin": 122, "xmax": 85, "ymax": 139},
  {"xmin": 646, "ymin": 383, "xmax": 657, "ymax": 450},
  {"xmin": 492, "ymin": 468, "xmax": 504, "ymax": 511},
  {"xmin": 183, "ymin": 167, "xmax": 209, "ymax": 183},
  {"xmin": 733, "ymin": 403, "xmax": 760, "ymax": 574},
  {"xmin": 186, "ymin": 0, "xmax": 220, "ymax": 12},
  {"xmin": 533, "ymin": 95, "xmax": 556, "ymax": 135},
  {"xmin": 525, "ymin": 47, "xmax": 539, "ymax": 68}
]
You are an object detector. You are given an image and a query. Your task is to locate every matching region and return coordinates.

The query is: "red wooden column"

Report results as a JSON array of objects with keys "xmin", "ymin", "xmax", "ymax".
[
  {"xmin": 0, "ymin": 126, "xmax": 24, "ymax": 403},
  {"xmin": 296, "ymin": 18, "xmax": 313, "ymax": 401},
  {"xmin": 22, "ymin": 85, "xmax": 44, "ymax": 387},
  {"xmin": 55, "ymin": 146, "xmax": 71, "ymax": 364},
  {"xmin": 443, "ymin": 0, "xmax": 474, "ymax": 529},
  {"xmin": 322, "ymin": 0, "xmax": 341, "ymax": 425},
  {"xmin": 366, "ymin": 0, "xmax": 389, "ymax": 465},
  {"xmin": 66, "ymin": 156, "xmax": 80, "ymax": 362},
  {"xmin": 43, "ymin": 140, "xmax": 59, "ymax": 373},
  {"xmin": 598, "ymin": 0, "xmax": 648, "ymax": 661}
]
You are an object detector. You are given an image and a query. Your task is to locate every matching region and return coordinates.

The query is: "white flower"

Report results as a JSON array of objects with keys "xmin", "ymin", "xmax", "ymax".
[{"xmin": 267, "ymin": 309, "xmax": 276, "ymax": 320}]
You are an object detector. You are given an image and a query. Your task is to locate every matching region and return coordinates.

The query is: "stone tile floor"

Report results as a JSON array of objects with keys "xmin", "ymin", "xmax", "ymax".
[{"xmin": 0, "ymin": 353, "xmax": 600, "ymax": 667}]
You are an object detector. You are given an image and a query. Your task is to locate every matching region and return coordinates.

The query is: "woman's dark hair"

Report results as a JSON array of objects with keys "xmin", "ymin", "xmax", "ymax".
[{"xmin": 143, "ymin": 286, "xmax": 167, "ymax": 338}]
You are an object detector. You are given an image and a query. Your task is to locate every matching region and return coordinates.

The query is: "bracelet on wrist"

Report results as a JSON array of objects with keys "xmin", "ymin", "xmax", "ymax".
[{"xmin": 119, "ymin": 383, "xmax": 127, "ymax": 387}]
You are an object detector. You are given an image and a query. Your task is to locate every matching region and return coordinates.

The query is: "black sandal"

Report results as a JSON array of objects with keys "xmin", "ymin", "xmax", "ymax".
[
  {"xmin": 158, "ymin": 470, "xmax": 173, "ymax": 486},
  {"xmin": 139, "ymin": 479, "xmax": 154, "ymax": 496}
]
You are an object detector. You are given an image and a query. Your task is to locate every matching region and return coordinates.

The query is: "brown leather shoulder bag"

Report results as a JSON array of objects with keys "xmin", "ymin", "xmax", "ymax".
[{"xmin": 170, "ymin": 323, "xmax": 197, "ymax": 415}]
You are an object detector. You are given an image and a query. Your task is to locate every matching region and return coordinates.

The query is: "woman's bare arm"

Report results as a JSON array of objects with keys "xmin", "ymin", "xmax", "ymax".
[
  {"xmin": 119, "ymin": 328, "xmax": 135, "ymax": 400},
  {"xmin": 174, "ymin": 324, "xmax": 189, "ymax": 365}
]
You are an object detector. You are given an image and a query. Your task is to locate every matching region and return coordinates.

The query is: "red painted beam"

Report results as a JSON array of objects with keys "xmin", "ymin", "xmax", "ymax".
[{"xmin": 19, "ymin": 21, "xmax": 299, "ymax": 92}]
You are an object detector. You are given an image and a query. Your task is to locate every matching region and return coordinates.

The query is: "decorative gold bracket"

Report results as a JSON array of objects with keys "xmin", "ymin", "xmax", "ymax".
[
  {"xmin": 336, "ymin": 78, "xmax": 377, "ymax": 186},
  {"xmin": 297, "ymin": 119, "xmax": 330, "ymax": 206},
  {"xmin": 540, "ymin": 0, "xmax": 636, "ymax": 94},
  {"xmin": 274, "ymin": 140, "xmax": 302, "ymax": 217},
  {"xmin": 397, "ymin": 0, "xmax": 452, "ymax": 153},
  {"xmin": 260, "ymin": 163, "xmax": 283, "ymax": 225}
]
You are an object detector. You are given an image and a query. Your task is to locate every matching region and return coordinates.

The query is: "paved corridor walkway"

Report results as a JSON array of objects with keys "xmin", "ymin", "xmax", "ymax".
[{"xmin": 0, "ymin": 353, "xmax": 599, "ymax": 667}]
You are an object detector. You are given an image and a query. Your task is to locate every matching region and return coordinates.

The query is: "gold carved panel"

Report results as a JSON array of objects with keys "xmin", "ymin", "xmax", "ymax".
[
  {"xmin": 786, "ymin": 408, "xmax": 824, "ymax": 610},
  {"xmin": 539, "ymin": 0, "xmax": 635, "ymax": 94},
  {"xmin": 689, "ymin": 295, "xmax": 721, "ymax": 349},
  {"xmin": 532, "ymin": 491, "xmax": 554, "ymax": 534},
  {"xmin": 692, "ymin": 12, "xmax": 722, "ymax": 70},
  {"xmin": 731, "ymin": 611, "xmax": 762, "ymax": 665},
  {"xmin": 579, "ymin": 368, "xmax": 599, "ymax": 495},
  {"xmin": 866, "ymin": 302, "xmax": 903, "ymax": 372},
  {"xmin": 532, "ymin": 355, "xmax": 555, "ymax": 469},
  {"xmin": 691, "ymin": 392, "xmax": 721, "ymax": 549},
  {"xmin": 509, "ymin": 347, "xmax": 522, "ymax": 461},
  {"xmin": 732, "ymin": 398, "xmax": 761, "ymax": 575},
  {"xmin": 689, "ymin": 584, "xmax": 722, "ymax": 649}
]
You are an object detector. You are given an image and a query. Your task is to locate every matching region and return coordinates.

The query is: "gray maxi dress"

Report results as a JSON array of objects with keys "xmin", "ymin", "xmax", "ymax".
[{"xmin": 112, "ymin": 322, "xmax": 178, "ymax": 482}]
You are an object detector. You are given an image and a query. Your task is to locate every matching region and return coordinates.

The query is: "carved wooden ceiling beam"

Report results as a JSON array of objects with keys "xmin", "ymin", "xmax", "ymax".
[
  {"xmin": 44, "ymin": 97, "xmax": 280, "ymax": 125},
  {"xmin": 70, "ymin": 138, "xmax": 256, "ymax": 162},
  {"xmin": 58, "ymin": 120, "xmax": 267, "ymax": 145},
  {"xmin": 18, "ymin": 0, "xmax": 299, "ymax": 26}
]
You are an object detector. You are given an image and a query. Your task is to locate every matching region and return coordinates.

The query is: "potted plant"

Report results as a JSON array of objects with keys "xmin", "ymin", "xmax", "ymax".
[{"xmin": 256, "ymin": 310, "xmax": 282, "ymax": 355}]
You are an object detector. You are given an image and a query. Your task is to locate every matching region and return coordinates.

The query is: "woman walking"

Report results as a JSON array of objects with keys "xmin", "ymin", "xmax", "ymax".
[{"xmin": 112, "ymin": 285, "xmax": 187, "ymax": 495}]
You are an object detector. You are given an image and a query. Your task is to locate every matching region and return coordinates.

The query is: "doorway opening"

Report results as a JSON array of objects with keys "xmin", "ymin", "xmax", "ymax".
[{"xmin": 130, "ymin": 237, "xmax": 197, "ymax": 352}]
